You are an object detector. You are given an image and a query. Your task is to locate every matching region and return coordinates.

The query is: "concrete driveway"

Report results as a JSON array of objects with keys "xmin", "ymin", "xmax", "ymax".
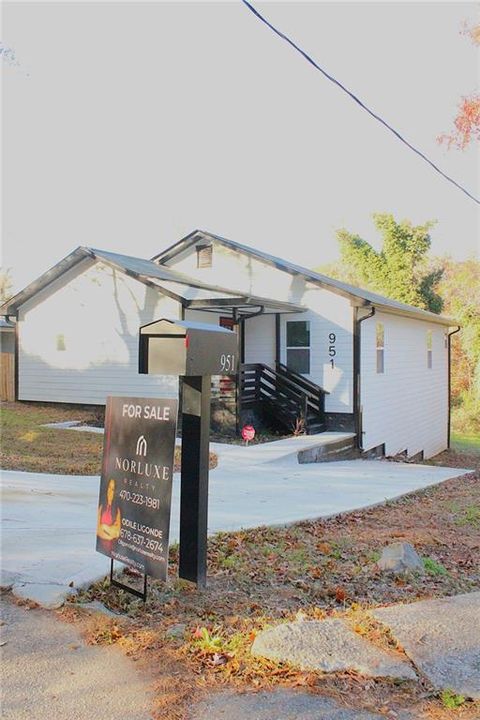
[{"xmin": 0, "ymin": 440, "xmax": 469, "ymax": 603}]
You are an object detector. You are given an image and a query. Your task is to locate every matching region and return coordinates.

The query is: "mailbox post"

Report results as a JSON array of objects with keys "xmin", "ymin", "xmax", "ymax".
[{"xmin": 139, "ymin": 318, "xmax": 238, "ymax": 587}]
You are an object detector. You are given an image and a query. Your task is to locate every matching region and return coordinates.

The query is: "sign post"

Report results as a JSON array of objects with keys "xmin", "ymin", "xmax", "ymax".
[
  {"xmin": 178, "ymin": 375, "xmax": 211, "ymax": 587},
  {"xmin": 139, "ymin": 318, "xmax": 239, "ymax": 587},
  {"xmin": 96, "ymin": 396, "xmax": 178, "ymax": 597}
]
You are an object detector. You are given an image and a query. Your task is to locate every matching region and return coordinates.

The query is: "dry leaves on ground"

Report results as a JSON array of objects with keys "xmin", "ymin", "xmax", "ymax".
[{"xmin": 64, "ymin": 469, "xmax": 480, "ymax": 720}]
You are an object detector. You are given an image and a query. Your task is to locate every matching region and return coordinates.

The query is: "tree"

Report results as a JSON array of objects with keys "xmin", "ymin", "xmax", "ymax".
[
  {"xmin": 320, "ymin": 213, "xmax": 443, "ymax": 313},
  {"xmin": 438, "ymin": 95, "xmax": 480, "ymax": 149},
  {"xmin": 437, "ymin": 257, "xmax": 480, "ymax": 400},
  {"xmin": 463, "ymin": 21, "xmax": 480, "ymax": 45},
  {"xmin": 0, "ymin": 268, "xmax": 13, "ymax": 304},
  {"xmin": 437, "ymin": 23, "xmax": 480, "ymax": 149},
  {"xmin": 320, "ymin": 224, "xmax": 480, "ymax": 434}
]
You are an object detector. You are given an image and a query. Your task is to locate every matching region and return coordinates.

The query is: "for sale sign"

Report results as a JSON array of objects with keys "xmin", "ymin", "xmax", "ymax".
[{"xmin": 96, "ymin": 396, "xmax": 178, "ymax": 581}]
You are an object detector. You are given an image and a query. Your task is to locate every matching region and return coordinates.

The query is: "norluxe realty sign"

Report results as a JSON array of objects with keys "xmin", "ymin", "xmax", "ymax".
[{"xmin": 96, "ymin": 396, "xmax": 178, "ymax": 581}]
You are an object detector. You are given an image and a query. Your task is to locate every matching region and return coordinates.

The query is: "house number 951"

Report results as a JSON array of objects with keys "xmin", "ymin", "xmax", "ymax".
[
  {"xmin": 328, "ymin": 332, "xmax": 336, "ymax": 368},
  {"xmin": 220, "ymin": 353, "xmax": 235, "ymax": 373}
]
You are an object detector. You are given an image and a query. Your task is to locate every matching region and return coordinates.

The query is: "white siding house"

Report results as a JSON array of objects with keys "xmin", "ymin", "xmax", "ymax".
[
  {"xmin": 1, "ymin": 231, "xmax": 457, "ymax": 459},
  {"xmin": 16, "ymin": 257, "xmax": 180, "ymax": 404},
  {"xmin": 360, "ymin": 312, "xmax": 449, "ymax": 458}
]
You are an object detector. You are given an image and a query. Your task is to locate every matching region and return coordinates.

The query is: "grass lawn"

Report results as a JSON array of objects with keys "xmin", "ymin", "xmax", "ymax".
[
  {"xmin": 0, "ymin": 402, "xmax": 216, "ymax": 474},
  {"xmin": 62, "ymin": 468, "xmax": 480, "ymax": 720},
  {"xmin": 451, "ymin": 432, "xmax": 480, "ymax": 454},
  {"xmin": 1, "ymin": 401, "xmax": 105, "ymax": 474}
]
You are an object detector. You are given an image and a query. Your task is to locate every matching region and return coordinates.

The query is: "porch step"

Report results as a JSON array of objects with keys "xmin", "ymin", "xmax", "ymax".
[
  {"xmin": 297, "ymin": 435, "xmax": 358, "ymax": 463},
  {"xmin": 220, "ymin": 432, "xmax": 357, "ymax": 466},
  {"xmin": 240, "ymin": 362, "xmax": 328, "ymax": 435}
]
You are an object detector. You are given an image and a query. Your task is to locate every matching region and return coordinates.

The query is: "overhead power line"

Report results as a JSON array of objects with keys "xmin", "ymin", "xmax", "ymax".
[{"xmin": 241, "ymin": 0, "xmax": 480, "ymax": 206}]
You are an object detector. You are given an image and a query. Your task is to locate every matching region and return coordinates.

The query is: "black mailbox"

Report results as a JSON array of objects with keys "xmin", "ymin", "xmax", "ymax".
[{"xmin": 139, "ymin": 318, "xmax": 238, "ymax": 377}]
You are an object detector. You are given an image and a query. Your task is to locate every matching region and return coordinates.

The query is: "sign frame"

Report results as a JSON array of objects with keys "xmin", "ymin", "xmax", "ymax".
[{"xmin": 96, "ymin": 395, "xmax": 178, "ymax": 596}]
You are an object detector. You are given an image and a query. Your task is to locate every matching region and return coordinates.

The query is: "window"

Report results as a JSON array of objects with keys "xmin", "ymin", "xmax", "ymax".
[
  {"xmin": 376, "ymin": 323, "xmax": 384, "ymax": 373},
  {"xmin": 286, "ymin": 321, "xmax": 310, "ymax": 374},
  {"xmin": 427, "ymin": 330, "xmax": 433, "ymax": 369},
  {"xmin": 56, "ymin": 333, "xmax": 66, "ymax": 351},
  {"xmin": 196, "ymin": 244, "xmax": 213, "ymax": 268}
]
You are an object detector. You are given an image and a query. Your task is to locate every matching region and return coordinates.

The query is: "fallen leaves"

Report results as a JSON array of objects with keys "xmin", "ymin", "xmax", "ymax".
[
  {"xmin": 316, "ymin": 542, "xmax": 332, "ymax": 555},
  {"xmin": 65, "ymin": 470, "xmax": 480, "ymax": 720}
]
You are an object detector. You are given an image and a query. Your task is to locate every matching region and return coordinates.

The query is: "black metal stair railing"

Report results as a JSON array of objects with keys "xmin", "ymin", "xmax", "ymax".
[{"xmin": 238, "ymin": 362, "xmax": 328, "ymax": 434}]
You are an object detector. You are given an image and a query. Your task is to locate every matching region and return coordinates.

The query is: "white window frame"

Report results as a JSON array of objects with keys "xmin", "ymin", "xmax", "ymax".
[
  {"xmin": 427, "ymin": 330, "xmax": 433, "ymax": 369},
  {"xmin": 376, "ymin": 322, "xmax": 384, "ymax": 374},
  {"xmin": 286, "ymin": 320, "xmax": 311, "ymax": 375}
]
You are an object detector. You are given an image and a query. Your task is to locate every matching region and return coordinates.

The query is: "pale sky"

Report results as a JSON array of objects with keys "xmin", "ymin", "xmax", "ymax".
[{"xmin": 2, "ymin": 1, "xmax": 479, "ymax": 293}]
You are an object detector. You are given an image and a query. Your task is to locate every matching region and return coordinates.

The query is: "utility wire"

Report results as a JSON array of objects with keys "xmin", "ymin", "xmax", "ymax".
[{"xmin": 241, "ymin": 0, "xmax": 480, "ymax": 206}]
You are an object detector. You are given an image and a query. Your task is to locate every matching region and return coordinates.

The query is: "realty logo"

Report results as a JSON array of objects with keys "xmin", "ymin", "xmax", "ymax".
[{"xmin": 136, "ymin": 435, "xmax": 147, "ymax": 457}]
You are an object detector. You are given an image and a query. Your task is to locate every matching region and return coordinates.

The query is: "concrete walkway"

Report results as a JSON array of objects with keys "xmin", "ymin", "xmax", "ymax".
[
  {"xmin": 48, "ymin": 421, "xmax": 356, "ymax": 460},
  {"xmin": 373, "ymin": 592, "xmax": 480, "ymax": 699},
  {"xmin": 191, "ymin": 593, "xmax": 480, "ymax": 718},
  {"xmin": 1, "ymin": 439, "xmax": 469, "ymax": 604},
  {"xmin": 208, "ymin": 433, "xmax": 355, "ymax": 464},
  {"xmin": 246, "ymin": 592, "xmax": 480, "ymax": 714},
  {"xmin": 0, "ymin": 596, "xmax": 152, "ymax": 720}
]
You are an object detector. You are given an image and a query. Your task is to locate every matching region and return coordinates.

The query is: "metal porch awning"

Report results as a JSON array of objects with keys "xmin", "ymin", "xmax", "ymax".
[
  {"xmin": 147, "ymin": 279, "xmax": 306, "ymax": 317},
  {"xmin": 184, "ymin": 295, "xmax": 306, "ymax": 316}
]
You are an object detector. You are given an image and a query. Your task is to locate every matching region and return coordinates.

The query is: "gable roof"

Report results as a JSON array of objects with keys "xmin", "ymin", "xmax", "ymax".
[
  {"xmin": 0, "ymin": 245, "xmax": 304, "ymax": 316},
  {"xmin": 1, "ymin": 246, "xmax": 91, "ymax": 316},
  {"xmin": 152, "ymin": 230, "xmax": 456, "ymax": 326}
]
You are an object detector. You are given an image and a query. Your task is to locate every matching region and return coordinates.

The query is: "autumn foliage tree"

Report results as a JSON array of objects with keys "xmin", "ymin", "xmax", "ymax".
[
  {"xmin": 438, "ymin": 22, "xmax": 480, "ymax": 149},
  {"xmin": 438, "ymin": 95, "xmax": 480, "ymax": 149}
]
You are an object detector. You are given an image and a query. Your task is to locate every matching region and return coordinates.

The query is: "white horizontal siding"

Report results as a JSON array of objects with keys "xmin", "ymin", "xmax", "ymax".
[
  {"xmin": 244, "ymin": 314, "xmax": 275, "ymax": 366},
  {"xmin": 279, "ymin": 288, "xmax": 353, "ymax": 413},
  {"xmin": 18, "ymin": 259, "xmax": 181, "ymax": 405},
  {"xmin": 361, "ymin": 312, "xmax": 448, "ymax": 459},
  {"xmin": 165, "ymin": 243, "xmax": 296, "ymax": 300}
]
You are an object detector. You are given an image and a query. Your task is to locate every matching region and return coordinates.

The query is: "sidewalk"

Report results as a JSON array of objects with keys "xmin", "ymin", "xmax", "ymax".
[{"xmin": 0, "ymin": 596, "xmax": 152, "ymax": 720}]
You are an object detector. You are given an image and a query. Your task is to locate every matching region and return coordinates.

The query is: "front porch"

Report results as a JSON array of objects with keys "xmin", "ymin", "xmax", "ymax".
[
  {"xmin": 145, "ymin": 275, "xmax": 349, "ymax": 437},
  {"xmin": 183, "ymin": 299, "xmax": 328, "ymax": 436}
]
